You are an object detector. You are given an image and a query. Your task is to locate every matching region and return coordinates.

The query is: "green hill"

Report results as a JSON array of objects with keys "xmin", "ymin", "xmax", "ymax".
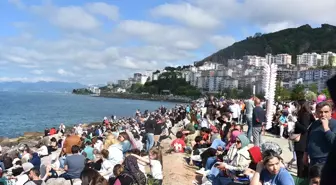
[{"xmin": 196, "ymin": 24, "xmax": 336, "ymax": 66}]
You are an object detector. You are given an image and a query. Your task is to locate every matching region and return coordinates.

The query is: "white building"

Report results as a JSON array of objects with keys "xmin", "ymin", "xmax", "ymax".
[
  {"xmin": 222, "ymin": 77, "xmax": 238, "ymax": 89},
  {"xmin": 275, "ymin": 54, "xmax": 292, "ymax": 65},
  {"xmin": 133, "ymin": 73, "xmax": 149, "ymax": 84},
  {"xmin": 298, "ymin": 68, "xmax": 336, "ymax": 92},
  {"xmin": 321, "ymin": 51, "xmax": 336, "ymax": 66},
  {"xmin": 243, "ymin": 55, "xmax": 266, "ymax": 67},
  {"xmin": 88, "ymin": 86, "xmax": 101, "ymax": 94},
  {"xmin": 198, "ymin": 62, "xmax": 217, "ymax": 71},
  {"xmin": 228, "ymin": 59, "xmax": 243, "ymax": 68},
  {"xmin": 297, "ymin": 52, "xmax": 321, "ymax": 67}
]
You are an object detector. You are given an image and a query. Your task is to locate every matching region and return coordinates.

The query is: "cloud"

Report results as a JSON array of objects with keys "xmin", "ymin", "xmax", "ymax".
[
  {"xmin": 209, "ymin": 35, "xmax": 236, "ymax": 49},
  {"xmin": 57, "ymin": 69, "xmax": 75, "ymax": 77},
  {"xmin": 117, "ymin": 20, "xmax": 203, "ymax": 50},
  {"xmin": 151, "ymin": 3, "xmax": 220, "ymax": 29},
  {"xmin": 30, "ymin": 69, "xmax": 44, "ymax": 75},
  {"xmin": 86, "ymin": 2, "xmax": 119, "ymax": 21},
  {"xmin": 0, "ymin": 77, "xmax": 58, "ymax": 82},
  {"xmin": 30, "ymin": 3, "xmax": 100, "ymax": 31}
]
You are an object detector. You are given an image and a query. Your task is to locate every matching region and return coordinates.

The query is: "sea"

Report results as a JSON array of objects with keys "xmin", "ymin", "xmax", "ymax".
[{"xmin": 0, "ymin": 91, "xmax": 176, "ymax": 138}]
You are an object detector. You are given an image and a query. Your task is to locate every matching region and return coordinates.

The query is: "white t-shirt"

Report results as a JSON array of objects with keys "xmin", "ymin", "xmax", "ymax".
[
  {"xmin": 230, "ymin": 104, "xmax": 241, "ymax": 119},
  {"xmin": 94, "ymin": 140, "xmax": 103, "ymax": 152},
  {"xmin": 150, "ymin": 160, "xmax": 163, "ymax": 180},
  {"xmin": 37, "ymin": 145, "xmax": 49, "ymax": 156},
  {"xmin": 100, "ymin": 159, "xmax": 115, "ymax": 179}
]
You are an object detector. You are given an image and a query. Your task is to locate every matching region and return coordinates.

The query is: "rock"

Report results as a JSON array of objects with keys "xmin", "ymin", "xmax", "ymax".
[
  {"xmin": 23, "ymin": 132, "xmax": 44, "ymax": 138},
  {"xmin": 19, "ymin": 139, "xmax": 39, "ymax": 148},
  {"xmin": 0, "ymin": 136, "xmax": 9, "ymax": 143},
  {"xmin": 0, "ymin": 138, "xmax": 19, "ymax": 147}
]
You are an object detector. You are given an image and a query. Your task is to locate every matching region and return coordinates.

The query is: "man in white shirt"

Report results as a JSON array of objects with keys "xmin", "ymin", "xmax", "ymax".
[{"xmin": 229, "ymin": 100, "xmax": 241, "ymax": 123}]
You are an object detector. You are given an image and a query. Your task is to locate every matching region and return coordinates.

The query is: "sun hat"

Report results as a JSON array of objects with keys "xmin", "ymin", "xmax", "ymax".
[{"xmin": 22, "ymin": 162, "xmax": 34, "ymax": 174}]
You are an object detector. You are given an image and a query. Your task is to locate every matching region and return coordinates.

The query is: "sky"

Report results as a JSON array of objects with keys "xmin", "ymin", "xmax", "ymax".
[{"xmin": 0, "ymin": 0, "xmax": 335, "ymax": 85}]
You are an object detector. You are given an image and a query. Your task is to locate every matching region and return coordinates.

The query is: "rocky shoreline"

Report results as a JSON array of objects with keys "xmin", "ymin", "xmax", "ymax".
[
  {"xmin": 98, "ymin": 92, "xmax": 193, "ymax": 103},
  {"xmin": 0, "ymin": 122, "xmax": 101, "ymax": 148}
]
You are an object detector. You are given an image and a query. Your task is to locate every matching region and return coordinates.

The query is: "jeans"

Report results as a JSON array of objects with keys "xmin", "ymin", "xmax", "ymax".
[
  {"xmin": 246, "ymin": 116, "xmax": 253, "ymax": 141},
  {"xmin": 208, "ymin": 171, "xmax": 233, "ymax": 185},
  {"xmin": 59, "ymin": 156, "xmax": 66, "ymax": 169},
  {"xmin": 146, "ymin": 133, "xmax": 154, "ymax": 152},
  {"xmin": 205, "ymin": 156, "xmax": 217, "ymax": 171},
  {"xmin": 0, "ymin": 162, "xmax": 5, "ymax": 171},
  {"xmin": 253, "ymin": 127, "xmax": 262, "ymax": 147}
]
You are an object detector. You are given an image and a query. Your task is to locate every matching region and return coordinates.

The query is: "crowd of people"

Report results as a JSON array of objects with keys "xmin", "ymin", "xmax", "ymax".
[{"xmin": 0, "ymin": 94, "xmax": 335, "ymax": 185}]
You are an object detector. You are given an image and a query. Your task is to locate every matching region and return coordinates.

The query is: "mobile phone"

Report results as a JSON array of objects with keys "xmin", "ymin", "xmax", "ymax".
[{"xmin": 214, "ymin": 163, "xmax": 220, "ymax": 167}]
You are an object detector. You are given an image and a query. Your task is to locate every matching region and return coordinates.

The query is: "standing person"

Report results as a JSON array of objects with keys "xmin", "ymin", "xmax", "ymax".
[
  {"xmin": 205, "ymin": 95, "xmax": 216, "ymax": 115},
  {"xmin": 59, "ymin": 123, "xmax": 65, "ymax": 134},
  {"xmin": 294, "ymin": 100, "xmax": 315, "ymax": 178},
  {"xmin": 245, "ymin": 96, "xmax": 255, "ymax": 141},
  {"xmin": 252, "ymin": 98, "xmax": 266, "ymax": 147},
  {"xmin": 305, "ymin": 101, "xmax": 336, "ymax": 167},
  {"xmin": 154, "ymin": 115, "xmax": 163, "ymax": 148},
  {"xmin": 145, "ymin": 115, "xmax": 155, "ymax": 152},
  {"xmin": 230, "ymin": 101, "xmax": 241, "ymax": 123}
]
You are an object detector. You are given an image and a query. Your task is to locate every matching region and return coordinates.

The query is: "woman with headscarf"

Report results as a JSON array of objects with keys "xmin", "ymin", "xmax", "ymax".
[
  {"xmin": 207, "ymin": 134, "xmax": 252, "ymax": 185},
  {"xmin": 224, "ymin": 130, "xmax": 241, "ymax": 151}
]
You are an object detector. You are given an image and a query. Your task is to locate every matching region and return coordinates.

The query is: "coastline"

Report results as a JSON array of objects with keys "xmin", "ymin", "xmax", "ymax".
[
  {"xmin": 97, "ymin": 92, "xmax": 193, "ymax": 103},
  {"xmin": 0, "ymin": 121, "xmax": 101, "ymax": 147}
]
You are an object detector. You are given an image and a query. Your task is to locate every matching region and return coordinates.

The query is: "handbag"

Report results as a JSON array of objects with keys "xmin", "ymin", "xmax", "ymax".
[{"xmin": 289, "ymin": 121, "xmax": 313, "ymax": 142}]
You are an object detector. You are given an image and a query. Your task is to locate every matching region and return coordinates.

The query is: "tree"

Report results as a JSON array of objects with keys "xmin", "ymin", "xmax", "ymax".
[
  {"xmin": 321, "ymin": 88, "xmax": 331, "ymax": 99},
  {"xmin": 305, "ymin": 91, "xmax": 317, "ymax": 101},
  {"xmin": 291, "ymin": 84, "xmax": 306, "ymax": 101},
  {"xmin": 308, "ymin": 83, "xmax": 318, "ymax": 94},
  {"xmin": 129, "ymin": 83, "xmax": 143, "ymax": 93},
  {"xmin": 275, "ymin": 82, "xmax": 291, "ymax": 101}
]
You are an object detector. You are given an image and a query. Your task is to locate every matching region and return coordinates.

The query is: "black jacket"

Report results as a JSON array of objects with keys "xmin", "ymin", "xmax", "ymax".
[{"xmin": 294, "ymin": 112, "xmax": 315, "ymax": 152}]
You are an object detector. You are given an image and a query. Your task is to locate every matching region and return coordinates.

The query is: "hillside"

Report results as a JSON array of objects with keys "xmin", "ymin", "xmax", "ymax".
[{"xmin": 197, "ymin": 24, "xmax": 336, "ymax": 66}]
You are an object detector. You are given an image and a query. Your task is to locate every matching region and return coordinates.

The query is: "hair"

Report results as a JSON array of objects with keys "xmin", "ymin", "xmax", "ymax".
[
  {"xmin": 316, "ymin": 101, "xmax": 333, "ymax": 112},
  {"xmin": 85, "ymin": 141, "xmax": 92, "ymax": 145},
  {"xmin": 176, "ymin": 131, "xmax": 183, "ymax": 138},
  {"xmin": 29, "ymin": 167, "xmax": 40, "ymax": 177},
  {"xmin": 262, "ymin": 149, "xmax": 283, "ymax": 165},
  {"xmin": 194, "ymin": 136, "xmax": 203, "ymax": 143},
  {"xmin": 81, "ymin": 168, "xmax": 108, "ymax": 185},
  {"xmin": 50, "ymin": 137, "xmax": 57, "ymax": 142},
  {"xmin": 254, "ymin": 98, "xmax": 261, "ymax": 105},
  {"xmin": 71, "ymin": 145, "xmax": 80, "ymax": 154},
  {"xmin": 150, "ymin": 148, "xmax": 163, "ymax": 168},
  {"xmin": 104, "ymin": 134, "xmax": 118, "ymax": 149},
  {"xmin": 118, "ymin": 132, "xmax": 130, "ymax": 141},
  {"xmin": 309, "ymin": 164, "xmax": 324, "ymax": 180},
  {"xmin": 113, "ymin": 164, "xmax": 124, "ymax": 177},
  {"xmin": 101, "ymin": 149, "xmax": 109, "ymax": 159}
]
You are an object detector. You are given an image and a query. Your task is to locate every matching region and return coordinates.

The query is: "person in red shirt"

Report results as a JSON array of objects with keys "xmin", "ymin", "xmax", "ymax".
[
  {"xmin": 49, "ymin": 127, "xmax": 57, "ymax": 135},
  {"xmin": 332, "ymin": 109, "xmax": 336, "ymax": 120},
  {"xmin": 170, "ymin": 131, "xmax": 186, "ymax": 153}
]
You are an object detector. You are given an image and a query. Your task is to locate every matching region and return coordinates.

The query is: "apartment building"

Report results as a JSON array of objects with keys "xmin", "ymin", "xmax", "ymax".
[
  {"xmin": 321, "ymin": 52, "xmax": 336, "ymax": 66},
  {"xmin": 275, "ymin": 54, "xmax": 292, "ymax": 65},
  {"xmin": 243, "ymin": 55, "xmax": 266, "ymax": 67},
  {"xmin": 297, "ymin": 53, "xmax": 321, "ymax": 67}
]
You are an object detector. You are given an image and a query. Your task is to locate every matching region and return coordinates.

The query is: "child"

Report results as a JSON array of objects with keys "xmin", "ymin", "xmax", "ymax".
[
  {"xmin": 131, "ymin": 148, "xmax": 163, "ymax": 185},
  {"xmin": 287, "ymin": 114, "xmax": 297, "ymax": 169},
  {"xmin": 170, "ymin": 131, "xmax": 186, "ymax": 153}
]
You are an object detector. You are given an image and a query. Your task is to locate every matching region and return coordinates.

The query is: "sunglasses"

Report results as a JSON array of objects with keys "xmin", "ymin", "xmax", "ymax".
[{"xmin": 236, "ymin": 140, "xmax": 241, "ymax": 144}]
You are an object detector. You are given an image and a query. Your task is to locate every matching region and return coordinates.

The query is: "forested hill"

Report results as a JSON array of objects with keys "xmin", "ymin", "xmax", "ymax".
[{"xmin": 196, "ymin": 24, "xmax": 336, "ymax": 66}]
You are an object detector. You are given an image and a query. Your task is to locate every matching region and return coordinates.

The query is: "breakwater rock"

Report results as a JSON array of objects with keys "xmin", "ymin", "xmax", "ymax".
[{"xmin": 99, "ymin": 92, "xmax": 192, "ymax": 103}]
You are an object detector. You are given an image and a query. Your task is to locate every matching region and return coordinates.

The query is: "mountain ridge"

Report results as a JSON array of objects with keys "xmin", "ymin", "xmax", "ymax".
[{"xmin": 196, "ymin": 24, "xmax": 336, "ymax": 66}]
